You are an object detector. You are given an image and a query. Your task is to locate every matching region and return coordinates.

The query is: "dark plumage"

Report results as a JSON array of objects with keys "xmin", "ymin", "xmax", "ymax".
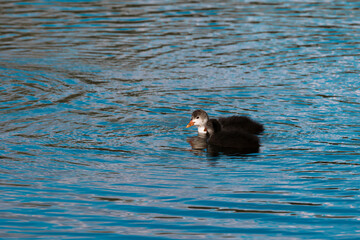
[
  {"xmin": 218, "ymin": 116, "xmax": 264, "ymax": 135},
  {"xmin": 206, "ymin": 119, "xmax": 260, "ymax": 154}
]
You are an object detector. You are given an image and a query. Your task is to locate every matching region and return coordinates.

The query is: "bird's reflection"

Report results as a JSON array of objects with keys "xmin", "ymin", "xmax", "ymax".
[
  {"xmin": 187, "ymin": 134, "xmax": 259, "ymax": 157},
  {"xmin": 186, "ymin": 135, "xmax": 207, "ymax": 155},
  {"xmin": 207, "ymin": 144, "xmax": 259, "ymax": 157}
]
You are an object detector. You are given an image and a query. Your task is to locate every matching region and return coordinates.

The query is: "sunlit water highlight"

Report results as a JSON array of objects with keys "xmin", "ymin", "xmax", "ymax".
[{"xmin": 1, "ymin": 0, "xmax": 360, "ymax": 239}]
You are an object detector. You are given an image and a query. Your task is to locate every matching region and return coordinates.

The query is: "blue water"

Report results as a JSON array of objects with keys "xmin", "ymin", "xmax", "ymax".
[{"xmin": 1, "ymin": 0, "xmax": 360, "ymax": 239}]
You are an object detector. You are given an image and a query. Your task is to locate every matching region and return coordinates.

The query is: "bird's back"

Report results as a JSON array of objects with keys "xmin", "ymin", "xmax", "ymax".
[{"xmin": 218, "ymin": 116, "xmax": 264, "ymax": 135}]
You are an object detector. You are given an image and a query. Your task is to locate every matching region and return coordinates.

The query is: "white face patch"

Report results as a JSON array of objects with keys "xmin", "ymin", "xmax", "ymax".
[
  {"xmin": 192, "ymin": 114, "xmax": 208, "ymax": 126},
  {"xmin": 197, "ymin": 126, "xmax": 207, "ymax": 134},
  {"xmin": 192, "ymin": 118, "xmax": 204, "ymax": 127},
  {"xmin": 192, "ymin": 117, "xmax": 208, "ymax": 134}
]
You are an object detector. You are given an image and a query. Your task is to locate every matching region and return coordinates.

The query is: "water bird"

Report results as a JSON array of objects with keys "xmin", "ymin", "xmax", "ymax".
[{"xmin": 186, "ymin": 109, "xmax": 264, "ymax": 135}]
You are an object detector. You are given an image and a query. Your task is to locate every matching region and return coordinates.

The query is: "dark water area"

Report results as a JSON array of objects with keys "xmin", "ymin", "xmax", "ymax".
[{"xmin": 1, "ymin": 0, "xmax": 360, "ymax": 239}]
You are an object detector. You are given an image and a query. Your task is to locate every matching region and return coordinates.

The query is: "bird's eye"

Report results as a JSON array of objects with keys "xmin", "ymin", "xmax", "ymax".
[{"xmin": 196, "ymin": 117, "xmax": 199, "ymax": 119}]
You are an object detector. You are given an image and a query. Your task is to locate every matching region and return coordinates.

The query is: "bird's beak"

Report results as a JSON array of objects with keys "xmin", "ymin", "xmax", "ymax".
[{"xmin": 186, "ymin": 120, "xmax": 194, "ymax": 128}]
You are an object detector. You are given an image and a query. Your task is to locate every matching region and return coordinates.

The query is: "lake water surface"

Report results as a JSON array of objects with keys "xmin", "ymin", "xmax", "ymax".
[{"xmin": 1, "ymin": 0, "xmax": 360, "ymax": 239}]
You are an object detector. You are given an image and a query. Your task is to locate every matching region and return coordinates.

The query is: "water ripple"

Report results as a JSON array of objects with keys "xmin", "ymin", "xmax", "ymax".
[{"xmin": 1, "ymin": 0, "xmax": 360, "ymax": 239}]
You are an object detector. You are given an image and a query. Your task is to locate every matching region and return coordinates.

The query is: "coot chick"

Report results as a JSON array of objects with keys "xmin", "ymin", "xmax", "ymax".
[
  {"xmin": 186, "ymin": 109, "xmax": 264, "ymax": 135},
  {"xmin": 205, "ymin": 119, "xmax": 260, "ymax": 154}
]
